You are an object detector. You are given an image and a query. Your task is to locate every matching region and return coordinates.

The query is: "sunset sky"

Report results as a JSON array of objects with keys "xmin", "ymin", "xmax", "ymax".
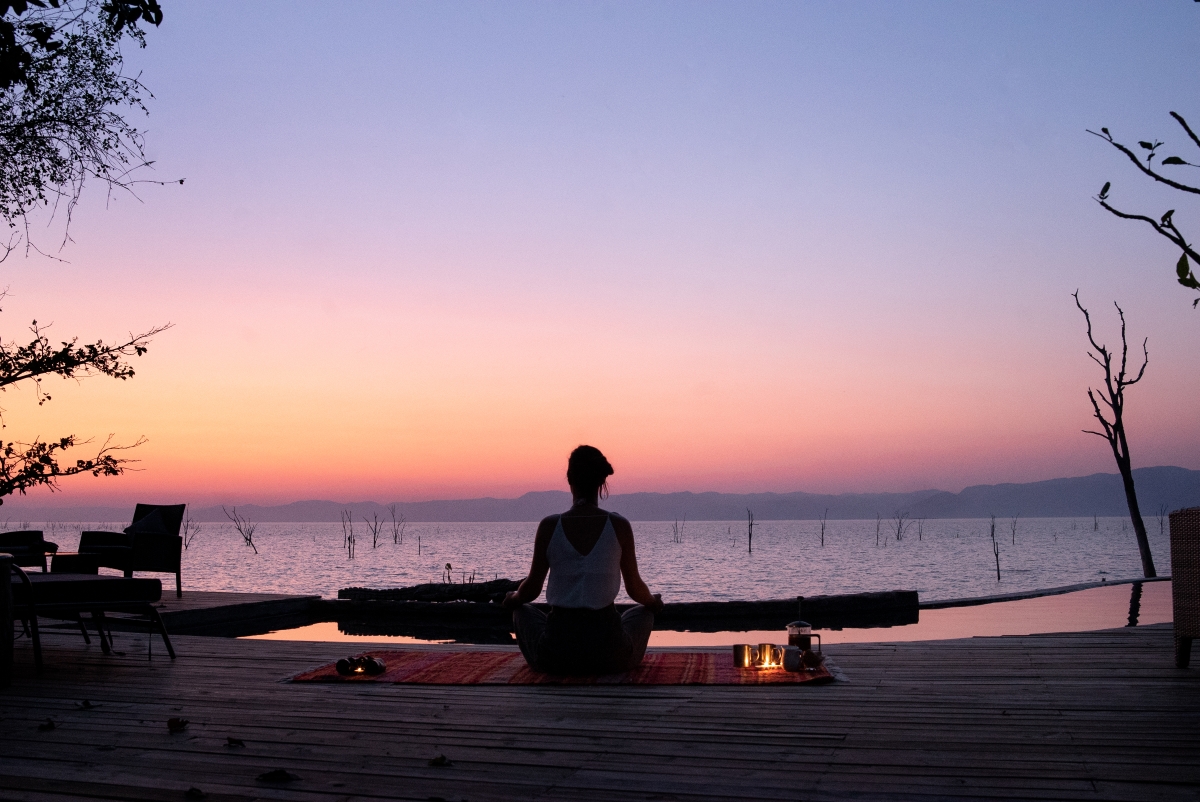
[{"xmin": 5, "ymin": 1, "xmax": 1200, "ymax": 507}]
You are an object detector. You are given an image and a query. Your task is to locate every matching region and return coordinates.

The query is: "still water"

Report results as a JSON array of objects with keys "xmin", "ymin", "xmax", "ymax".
[{"xmin": 40, "ymin": 516, "xmax": 1170, "ymax": 603}]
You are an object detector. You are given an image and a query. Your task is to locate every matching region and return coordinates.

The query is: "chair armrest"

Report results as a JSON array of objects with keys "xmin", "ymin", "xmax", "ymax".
[
  {"xmin": 9, "ymin": 563, "xmax": 34, "ymax": 608},
  {"xmin": 43, "ymin": 542, "xmax": 58, "ymax": 554}
]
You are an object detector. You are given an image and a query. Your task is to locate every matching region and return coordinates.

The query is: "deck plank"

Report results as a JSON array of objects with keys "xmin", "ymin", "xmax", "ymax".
[{"xmin": 1, "ymin": 623, "xmax": 1197, "ymax": 801}]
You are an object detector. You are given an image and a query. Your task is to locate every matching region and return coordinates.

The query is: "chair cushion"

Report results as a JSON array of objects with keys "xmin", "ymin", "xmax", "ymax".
[
  {"xmin": 0, "ymin": 530, "xmax": 46, "ymax": 546},
  {"xmin": 0, "ymin": 531, "xmax": 56, "ymax": 567},
  {"xmin": 12, "ymin": 572, "xmax": 162, "ymax": 606},
  {"xmin": 130, "ymin": 504, "xmax": 186, "ymax": 537},
  {"xmin": 125, "ymin": 508, "xmax": 169, "ymax": 535}
]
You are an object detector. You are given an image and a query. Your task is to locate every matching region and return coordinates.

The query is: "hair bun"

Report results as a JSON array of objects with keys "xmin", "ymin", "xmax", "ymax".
[{"xmin": 566, "ymin": 445, "xmax": 614, "ymax": 493}]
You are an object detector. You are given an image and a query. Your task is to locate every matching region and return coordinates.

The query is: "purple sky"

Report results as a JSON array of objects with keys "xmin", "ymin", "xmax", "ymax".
[{"xmin": 6, "ymin": 1, "xmax": 1200, "ymax": 505}]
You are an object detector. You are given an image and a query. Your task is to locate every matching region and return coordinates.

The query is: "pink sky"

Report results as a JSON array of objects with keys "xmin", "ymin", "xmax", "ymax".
[{"xmin": 5, "ymin": 2, "xmax": 1200, "ymax": 507}]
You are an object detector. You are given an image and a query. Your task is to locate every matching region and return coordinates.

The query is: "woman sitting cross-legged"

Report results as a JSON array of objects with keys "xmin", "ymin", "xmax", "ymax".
[{"xmin": 503, "ymin": 445, "xmax": 664, "ymax": 675}]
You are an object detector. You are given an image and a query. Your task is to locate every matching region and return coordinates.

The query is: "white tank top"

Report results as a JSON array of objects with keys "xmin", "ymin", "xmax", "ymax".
[{"xmin": 545, "ymin": 514, "xmax": 623, "ymax": 609}]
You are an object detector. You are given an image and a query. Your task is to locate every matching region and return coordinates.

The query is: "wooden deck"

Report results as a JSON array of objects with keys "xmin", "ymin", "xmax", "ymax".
[
  {"xmin": 149, "ymin": 591, "xmax": 320, "ymax": 636},
  {"xmin": 0, "ymin": 623, "xmax": 1197, "ymax": 801},
  {"xmin": 41, "ymin": 590, "xmax": 324, "ymax": 637}
]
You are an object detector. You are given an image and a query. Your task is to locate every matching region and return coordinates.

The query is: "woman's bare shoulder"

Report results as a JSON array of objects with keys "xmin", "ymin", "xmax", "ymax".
[{"xmin": 608, "ymin": 512, "xmax": 633, "ymax": 532}]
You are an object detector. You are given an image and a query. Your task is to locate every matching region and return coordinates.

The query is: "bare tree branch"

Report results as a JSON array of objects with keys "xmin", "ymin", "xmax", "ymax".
[{"xmin": 1073, "ymin": 291, "xmax": 1156, "ymax": 577}]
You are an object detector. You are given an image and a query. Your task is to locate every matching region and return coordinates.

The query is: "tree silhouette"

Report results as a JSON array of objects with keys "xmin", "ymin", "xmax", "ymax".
[
  {"xmin": 1, "ymin": 0, "xmax": 173, "ymax": 260},
  {"xmin": 1090, "ymin": 112, "xmax": 1200, "ymax": 307},
  {"xmin": 1073, "ymin": 291, "xmax": 1156, "ymax": 577},
  {"xmin": 0, "ymin": 0, "xmax": 169, "ymax": 503},
  {"xmin": 0, "ymin": 301, "xmax": 167, "ymax": 503}
]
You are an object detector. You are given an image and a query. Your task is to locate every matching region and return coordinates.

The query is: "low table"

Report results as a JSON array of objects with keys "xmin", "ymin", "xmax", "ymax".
[{"xmin": 49, "ymin": 552, "xmax": 102, "ymax": 574}]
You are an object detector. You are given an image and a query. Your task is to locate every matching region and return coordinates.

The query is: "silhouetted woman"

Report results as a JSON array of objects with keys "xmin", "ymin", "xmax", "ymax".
[{"xmin": 503, "ymin": 445, "xmax": 663, "ymax": 674}]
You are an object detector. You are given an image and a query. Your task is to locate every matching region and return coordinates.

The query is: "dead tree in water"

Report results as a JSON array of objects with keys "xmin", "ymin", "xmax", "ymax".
[
  {"xmin": 340, "ymin": 509, "xmax": 355, "ymax": 559},
  {"xmin": 875, "ymin": 513, "xmax": 882, "ymax": 547},
  {"xmin": 363, "ymin": 512, "xmax": 383, "ymax": 548},
  {"xmin": 1010, "ymin": 514, "xmax": 1019, "ymax": 545},
  {"xmin": 1157, "ymin": 503, "xmax": 1169, "ymax": 537},
  {"xmin": 746, "ymin": 509, "xmax": 755, "ymax": 553},
  {"xmin": 892, "ymin": 511, "xmax": 911, "ymax": 541},
  {"xmin": 1074, "ymin": 292, "xmax": 1156, "ymax": 577},
  {"xmin": 988, "ymin": 515, "xmax": 1001, "ymax": 581},
  {"xmin": 819, "ymin": 508, "xmax": 828, "ymax": 547},
  {"xmin": 222, "ymin": 506, "xmax": 258, "ymax": 555},
  {"xmin": 671, "ymin": 516, "xmax": 686, "ymax": 544},
  {"xmin": 916, "ymin": 517, "xmax": 926, "ymax": 541},
  {"xmin": 182, "ymin": 508, "xmax": 201, "ymax": 550},
  {"xmin": 389, "ymin": 504, "xmax": 406, "ymax": 544}
]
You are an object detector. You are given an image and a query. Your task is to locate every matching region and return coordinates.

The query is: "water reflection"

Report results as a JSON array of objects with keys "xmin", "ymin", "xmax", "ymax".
[{"xmin": 1126, "ymin": 581, "xmax": 1143, "ymax": 627}]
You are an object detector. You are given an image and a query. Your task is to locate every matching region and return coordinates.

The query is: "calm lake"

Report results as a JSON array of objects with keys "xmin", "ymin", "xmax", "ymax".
[{"xmin": 39, "ymin": 515, "xmax": 1170, "ymax": 602}]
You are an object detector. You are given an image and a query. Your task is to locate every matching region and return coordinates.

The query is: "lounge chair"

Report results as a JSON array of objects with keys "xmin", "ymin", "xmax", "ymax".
[
  {"xmin": 0, "ymin": 531, "xmax": 59, "ymax": 572},
  {"xmin": 74, "ymin": 504, "xmax": 186, "ymax": 597},
  {"xmin": 2, "ymin": 553, "xmax": 174, "ymax": 685}
]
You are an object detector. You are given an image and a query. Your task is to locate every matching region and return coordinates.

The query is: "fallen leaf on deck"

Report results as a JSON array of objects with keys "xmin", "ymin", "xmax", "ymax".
[
  {"xmin": 37, "ymin": 719, "xmax": 55, "ymax": 732},
  {"xmin": 184, "ymin": 788, "xmax": 206, "ymax": 799},
  {"xmin": 225, "ymin": 736, "xmax": 245, "ymax": 747},
  {"xmin": 257, "ymin": 769, "xmax": 301, "ymax": 783},
  {"xmin": 428, "ymin": 754, "xmax": 453, "ymax": 767},
  {"xmin": 167, "ymin": 717, "xmax": 189, "ymax": 733},
  {"xmin": 75, "ymin": 700, "xmax": 97, "ymax": 710}
]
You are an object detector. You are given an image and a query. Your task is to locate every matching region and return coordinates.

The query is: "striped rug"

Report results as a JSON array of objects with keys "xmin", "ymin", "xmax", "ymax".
[{"xmin": 291, "ymin": 650, "xmax": 836, "ymax": 685}]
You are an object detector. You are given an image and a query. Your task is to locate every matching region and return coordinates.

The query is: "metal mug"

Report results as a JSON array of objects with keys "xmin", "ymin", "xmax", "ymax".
[
  {"xmin": 732, "ymin": 644, "xmax": 754, "ymax": 668},
  {"xmin": 757, "ymin": 643, "xmax": 784, "ymax": 668}
]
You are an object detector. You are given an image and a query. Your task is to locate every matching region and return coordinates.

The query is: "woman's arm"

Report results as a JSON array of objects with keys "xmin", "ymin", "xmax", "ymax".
[
  {"xmin": 501, "ymin": 516, "xmax": 555, "ymax": 609},
  {"xmin": 613, "ymin": 516, "xmax": 664, "ymax": 613}
]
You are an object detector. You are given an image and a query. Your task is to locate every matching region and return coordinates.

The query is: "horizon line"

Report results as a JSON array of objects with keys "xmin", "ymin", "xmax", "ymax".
[{"xmin": 0, "ymin": 465, "xmax": 1189, "ymax": 512}]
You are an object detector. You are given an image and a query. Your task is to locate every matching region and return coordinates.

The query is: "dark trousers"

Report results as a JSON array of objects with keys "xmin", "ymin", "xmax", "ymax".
[{"xmin": 513, "ymin": 604, "xmax": 654, "ymax": 675}]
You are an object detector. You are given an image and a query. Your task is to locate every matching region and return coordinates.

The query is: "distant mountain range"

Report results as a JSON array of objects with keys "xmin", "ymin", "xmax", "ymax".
[{"xmin": 5, "ymin": 466, "xmax": 1200, "ymax": 523}]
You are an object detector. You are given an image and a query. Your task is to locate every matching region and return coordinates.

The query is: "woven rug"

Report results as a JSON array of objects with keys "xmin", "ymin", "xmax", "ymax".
[{"xmin": 291, "ymin": 650, "xmax": 836, "ymax": 685}]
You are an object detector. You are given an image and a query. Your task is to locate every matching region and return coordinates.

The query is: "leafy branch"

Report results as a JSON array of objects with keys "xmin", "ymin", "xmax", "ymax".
[
  {"xmin": 0, "ymin": 316, "xmax": 171, "ymax": 411},
  {"xmin": 1089, "ymin": 112, "xmax": 1200, "ymax": 306},
  {"xmin": 1, "ymin": 0, "xmax": 178, "ymax": 260},
  {"xmin": 0, "ymin": 431, "xmax": 141, "ymax": 501}
]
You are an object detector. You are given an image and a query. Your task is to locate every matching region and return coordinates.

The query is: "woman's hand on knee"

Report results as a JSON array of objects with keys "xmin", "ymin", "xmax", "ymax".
[
  {"xmin": 648, "ymin": 593, "xmax": 664, "ymax": 614},
  {"xmin": 502, "ymin": 590, "xmax": 521, "ymax": 610}
]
